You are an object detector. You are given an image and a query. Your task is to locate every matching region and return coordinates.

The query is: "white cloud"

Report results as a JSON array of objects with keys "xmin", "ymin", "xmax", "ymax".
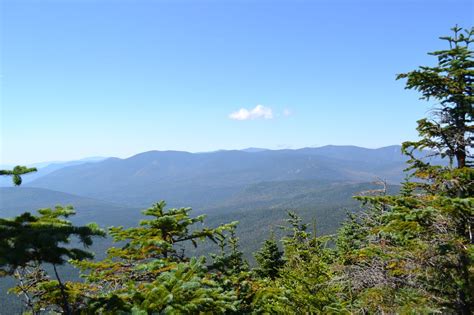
[
  {"xmin": 229, "ymin": 105, "xmax": 274, "ymax": 121},
  {"xmin": 283, "ymin": 108, "xmax": 292, "ymax": 117}
]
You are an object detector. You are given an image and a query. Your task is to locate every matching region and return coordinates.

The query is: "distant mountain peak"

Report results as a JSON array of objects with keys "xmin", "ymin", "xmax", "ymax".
[{"xmin": 240, "ymin": 147, "xmax": 269, "ymax": 153}]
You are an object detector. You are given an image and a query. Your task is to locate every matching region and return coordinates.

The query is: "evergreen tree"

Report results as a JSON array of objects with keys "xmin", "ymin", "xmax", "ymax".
[
  {"xmin": 73, "ymin": 201, "xmax": 238, "ymax": 313},
  {"xmin": 210, "ymin": 223, "xmax": 248, "ymax": 275},
  {"xmin": 209, "ymin": 224, "xmax": 259, "ymax": 314},
  {"xmin": 274, "ymin": 212, "xmax": 342, "ymax": 313},
  {"xmin": 397, "ymin": 26, "xmax": 473, "ymax": 168},
  {"xmin": 0, "ymin": 165, "xmax": 37, "ymax": 186},
  {"xmin": 398, "ymin": 25, "xmax": 474, "ymax": 314},
  {"xmin": 0, "ymin": 206, "xmax": 105, "ymax": 314},
  {"xmin": 254, "ymin": 232, "xmax": 284, "ymax": 279},
  {"xmin": 336, "ymin": 26, "xmax": 474, "ymax": 314}
]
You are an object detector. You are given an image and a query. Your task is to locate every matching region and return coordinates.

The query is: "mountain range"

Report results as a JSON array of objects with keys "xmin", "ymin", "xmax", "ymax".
[
  {"xmin": 22, "ymin": 145, "xmax": 415, "ymax": 207},
  {"xmin": 0, "ymin": 157, "xmax": 107, "ymax": 187},
  {"xmin": 1, "ymin": 144, "xmax": 422, "ymax": 252},
  {"xmin": 1, "ymin": 145, "xmax": 427, "ymax": 311}
]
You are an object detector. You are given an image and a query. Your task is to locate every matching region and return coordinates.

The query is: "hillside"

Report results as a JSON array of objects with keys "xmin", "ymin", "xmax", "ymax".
[
  {"xmin": 0, "ymin": 180, "xmax": 395, "ymax": 314},
  {"xmin": 198, "ymin": 180, "xmax": 400, "ymax": 256},
  {"xmin": 0, "ymin": 188, "xmax": 141, "ymax": 313},
  {"xmin": 0, "ymin": 180, "xmax": 399, "ymax": 261},
  {"xmin": 0, "ymin": 157, "xmax": 107, "ymax": 187},
  {"xmin": 0, "ymin": 146, "xmax": 415, "ymax": 313},
  {"xmin": 26, "ymin": 145, "xmax": 414, "ymax": 207},
  {"xmin": 0, "ymin": 187, "xmax": 140, "ymax": 227}
]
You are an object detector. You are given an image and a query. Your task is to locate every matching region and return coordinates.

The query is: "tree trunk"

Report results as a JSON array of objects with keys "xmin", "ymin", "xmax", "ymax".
[
  {"xmin": 456, "ymin": 148, "xmax": 466, "ymax": 169},
  {"xmin": 52, "ymin": 264, "xmax": 71, "ymax": 315}
]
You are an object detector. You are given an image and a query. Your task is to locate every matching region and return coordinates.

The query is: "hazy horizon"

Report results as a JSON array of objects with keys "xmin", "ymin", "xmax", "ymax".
[{"xmin": 1, "ymin": 143, "xmax": 404, "ymax": 166}]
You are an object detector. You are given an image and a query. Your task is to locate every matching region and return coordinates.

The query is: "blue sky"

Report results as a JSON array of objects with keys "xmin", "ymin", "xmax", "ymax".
[{"xmin": 1, "ymin": 0, "xmax": 473, "ymax": 164}]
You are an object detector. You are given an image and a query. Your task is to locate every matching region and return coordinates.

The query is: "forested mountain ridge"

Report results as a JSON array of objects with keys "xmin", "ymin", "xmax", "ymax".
[
  {"xmin": 25, "ymin": 145, "xmax": 423, "ymax": 207},
  {"xmin": 0, "ymin": 187, "xmax": 140, "ymax": 227},
  {"xmin": 0, "ymin": 181, "xmax": 399, "ymax": 255},
  {"xmin": 0, "ymin": 157, "xmax": 106, "ymax": 187}
]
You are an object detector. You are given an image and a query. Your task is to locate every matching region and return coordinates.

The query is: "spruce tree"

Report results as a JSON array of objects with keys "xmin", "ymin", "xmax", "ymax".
[
  {"xmin": 73, "ymin": 201, "xmax": 238, "ymax": 313},
  {"xmin": 397, "ymin": 26, "xmax": 473, "ymax": 313},
  {"xmin": 397, "ymin": 26, "xmax": 473, "ymax": 168},
  {"xmin": 0, "ymin": 206, "xmax": 105, "ymax": 314},
  {"xmin": 276, "ymin": 212, "xmax": 341, "ymax": 313},
  {"xmin": 336, "ymin": 26, "xmax": 474, "ymax": 314},
  {"xmin": 254, "ymin": 232, "xmax": 284, "ymax": 279},
  {"xmin": 0, "ymin": 165, "xmax": 37, "ymax": 186},
  {"xmin": 210, "ymin": 223, "xmax": 248, "ymax": 275}
]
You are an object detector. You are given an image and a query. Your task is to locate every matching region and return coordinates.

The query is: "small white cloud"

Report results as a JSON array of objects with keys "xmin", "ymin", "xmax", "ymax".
[
  {"xmin": 229, "ymin": 105, "xmax": 273, "ymax": 120},
  {"xmin": 283, "ymin": 108, "xmax": 292, "ymax": 117}
]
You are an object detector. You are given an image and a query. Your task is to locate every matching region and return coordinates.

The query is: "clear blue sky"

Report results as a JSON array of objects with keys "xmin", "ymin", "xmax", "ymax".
[{"xmin": 1, "ymin": 0, "xmax": 473, "ymax": 164}]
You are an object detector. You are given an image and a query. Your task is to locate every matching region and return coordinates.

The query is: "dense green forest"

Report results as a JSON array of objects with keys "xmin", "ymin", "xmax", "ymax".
[{"xmin": 1, "ymin": 26, "xmax": 473, "ymax": 314}]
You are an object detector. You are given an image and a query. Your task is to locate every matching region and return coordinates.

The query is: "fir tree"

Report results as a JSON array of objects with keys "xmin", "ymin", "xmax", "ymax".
[
  {"xmin": 0, "ymin": 206, "xmax": 105, "ymax": 314},
  {"xmin": 254, "ymin": 232, "xmax": 284, "ymax": 280},
  {"xmin": 0, "ymin": 165, "xmax": 37, "ymax": 186},
  {"xmin": 210, "ymin": 223, "xmax": 248, "ymax": 276},
  {"xmin": 336, "ymin": 26, "xmax": 474, "ymax": 314},
  {"xmin": 276, "ymin": 212, "xmax": 342, "ymax": 313},
  {"xmin": 397, "ymin": 26, "xmax": 474, "ymax": 169},
  {"xmin": 73, "ymin": 201, "xmax": 238, "ymax": 313}
]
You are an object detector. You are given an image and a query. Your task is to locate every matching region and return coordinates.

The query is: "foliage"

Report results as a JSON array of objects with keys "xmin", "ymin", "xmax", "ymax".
[
  {"xmin": 254, "ymin": 232, "xmax": 284, "ymax": 279},
  {"xmin": 335, "ymin": 25, "xmax": 474, "ymax": 314},
  {"xmin": 0, "ymin": 206, "xmax": 105, "ymax": 314},
  {"xmin": 208, "ymin": 224, "xmax": 259, "ymax": 314},
  {"xmin": 397, "ymin": 26, "xmax": 473, "ymax": 168},
  {"xmin": 86, "ymin": 258, "xmax": 238, "ymax": 314},
  {"xmin": 336, "ymin": 193, "xmax": 473, "ymax": 313},
  {"xmin": 70, "ymin": 201, "xmax": 239, "ymax": 313},
  {"xmin": 271, "ymin": 212, "xmax": 344, "ymax": 313},
  {"xmin": 210, "ymin": 223, "xmax": 248, "ymax": 275},
  {"xmin": 0, "ymin": 165, "xmax": 37, "ymax": 186}
]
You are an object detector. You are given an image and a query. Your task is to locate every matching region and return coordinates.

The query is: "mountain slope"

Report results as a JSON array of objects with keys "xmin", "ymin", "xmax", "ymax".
[
  {"xmin": 0, "ymin": 187, "xmax": 138, "ymax": 313},
  {"xmin": 0, "ymin": 157, "xmax": 107, "ymax": 187},
  {"xmin": 26, "ymin": 146, "xmax": 412, "ymax": 207},
  {"xmin": 0, "ymin": 181, "xmax": 394, "ymax": 313},
  {"xmin": 0, "ymin": 187, "xmax": 140, "ymax": 227}
]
